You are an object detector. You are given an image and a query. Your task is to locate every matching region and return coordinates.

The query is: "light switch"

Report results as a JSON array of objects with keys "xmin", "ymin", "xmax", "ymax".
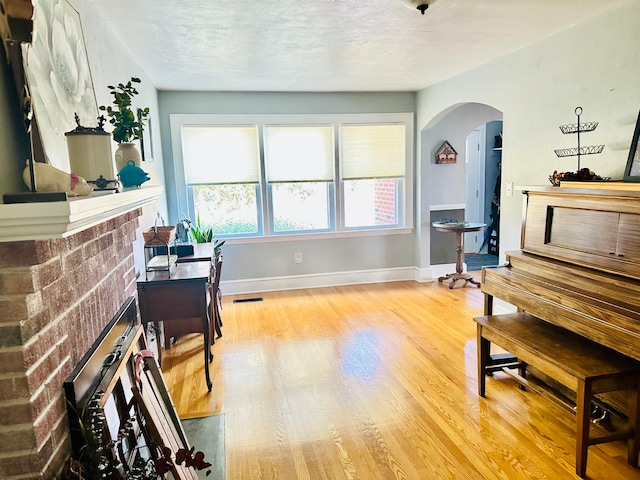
[{"xmin": 506, "ymin": 181, "xmax": 513, "ymax": 197}]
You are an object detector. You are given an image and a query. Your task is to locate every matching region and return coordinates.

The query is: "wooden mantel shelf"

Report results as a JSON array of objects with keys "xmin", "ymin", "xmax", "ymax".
[{"xmin": 0, "ymin": 186, "xmax": 163, "ymax": 242}]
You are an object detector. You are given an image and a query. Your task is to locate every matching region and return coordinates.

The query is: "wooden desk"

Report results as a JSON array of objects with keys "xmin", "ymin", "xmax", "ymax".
[
  {"xmin": 432, "ymin": 221, "xmax": 486, "ymax": 288},
  {"xmin": 137, "ymin": 262, "xmax": 212, "ymax": 391}
]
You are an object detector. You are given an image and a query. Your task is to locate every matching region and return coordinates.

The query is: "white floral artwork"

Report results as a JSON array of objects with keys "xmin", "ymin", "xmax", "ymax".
[{"xmin": 23, "ymin": 0, "xmax": 98, "ymax": 173}]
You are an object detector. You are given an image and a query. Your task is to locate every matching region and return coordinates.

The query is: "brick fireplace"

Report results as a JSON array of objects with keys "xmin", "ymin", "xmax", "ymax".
[{"xmin": 0, "ymin": 188, "xmax": 161, "ymax": 479}]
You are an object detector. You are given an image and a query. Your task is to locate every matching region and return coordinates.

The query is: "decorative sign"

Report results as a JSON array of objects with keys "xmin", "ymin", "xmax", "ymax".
[{"xmin": 435, "ymin": 141, "xmax": 457, "ymax": 164}]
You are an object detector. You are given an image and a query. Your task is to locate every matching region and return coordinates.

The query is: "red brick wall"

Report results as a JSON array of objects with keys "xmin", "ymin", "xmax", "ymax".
[
  {"xmin": 374, "ymin": 178, "xmax": 396, "ymax": 225},
  {"xmin": 0, "ymin": 209, "xmax": 142, "ymax": 479}
]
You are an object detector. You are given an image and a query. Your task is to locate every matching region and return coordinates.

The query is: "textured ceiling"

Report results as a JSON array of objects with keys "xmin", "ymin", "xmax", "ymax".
[{"xmin": 87, "ymin": 0, "xmax": 626, "ymax": 92}]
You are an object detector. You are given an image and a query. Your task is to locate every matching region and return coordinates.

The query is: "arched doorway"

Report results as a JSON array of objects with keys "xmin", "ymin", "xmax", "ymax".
[{"xmin": 421, "ymin": 102, "xmax": 503, "ymax": 279}]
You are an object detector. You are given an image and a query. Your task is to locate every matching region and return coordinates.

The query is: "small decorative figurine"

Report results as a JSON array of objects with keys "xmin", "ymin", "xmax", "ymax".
[
  {"xmin": 118, "ymin": 160, "xmax": 150, "ymax": 188},
  {"xmin": 22, "ymin": 160, "xmax": 94, "ymax": 196}
]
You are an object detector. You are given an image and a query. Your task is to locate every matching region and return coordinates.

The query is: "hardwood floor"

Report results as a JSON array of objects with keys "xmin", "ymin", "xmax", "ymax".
[{"xmin": 161, "ymin": 277, "xmax": 640, "ymax": 479}]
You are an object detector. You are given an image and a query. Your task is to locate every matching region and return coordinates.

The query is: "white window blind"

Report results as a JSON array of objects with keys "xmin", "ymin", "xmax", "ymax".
[
  {"xmin": 182, "ymin": 125, "xmax": 260, "ymax": 185},
  {"xmin": 264, "ymin": 125, "xmax": 334, "ymax": 182},
  {"xmin": 341, "ymin": 124, "xmax": 406, "ymax": 179}
]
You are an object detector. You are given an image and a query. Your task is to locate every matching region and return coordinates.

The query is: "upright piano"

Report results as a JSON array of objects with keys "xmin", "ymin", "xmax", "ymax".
[{"xmin": 481, "ymin": 186, "xmax": 640, "ymax": 413}]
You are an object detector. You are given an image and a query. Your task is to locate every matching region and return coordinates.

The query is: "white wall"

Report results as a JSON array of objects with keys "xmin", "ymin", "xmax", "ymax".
[{"xmin": 416, "ymin": 0, "xmax": 640, "ymax": 260}]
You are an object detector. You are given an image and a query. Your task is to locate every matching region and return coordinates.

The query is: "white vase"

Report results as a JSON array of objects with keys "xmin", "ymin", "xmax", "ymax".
[{"xmin": 114, "ymin": 142, "xmax": 142, "ymax": 171}]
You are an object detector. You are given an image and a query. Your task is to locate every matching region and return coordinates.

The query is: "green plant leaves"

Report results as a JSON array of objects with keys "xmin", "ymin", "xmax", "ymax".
[{"xmin": 99, "ymin": 77, "xmax": 150, "ymax": 143}]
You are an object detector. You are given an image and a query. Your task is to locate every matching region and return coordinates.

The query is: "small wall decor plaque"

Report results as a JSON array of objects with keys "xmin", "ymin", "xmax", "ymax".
[{"xmin": 436, "ymin": 141, "xmax": 458, "ymax": 164}]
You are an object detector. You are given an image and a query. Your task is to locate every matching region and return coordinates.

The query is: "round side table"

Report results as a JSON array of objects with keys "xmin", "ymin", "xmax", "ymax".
[{"xmin": 432, "ymin": 221, "xmax": 487, "ymax": 288}]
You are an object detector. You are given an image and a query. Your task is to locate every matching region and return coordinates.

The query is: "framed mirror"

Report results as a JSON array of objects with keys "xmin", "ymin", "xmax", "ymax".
[{"xmin": 623, "ymin": 109, "xmax": 640, "ymax": 181}]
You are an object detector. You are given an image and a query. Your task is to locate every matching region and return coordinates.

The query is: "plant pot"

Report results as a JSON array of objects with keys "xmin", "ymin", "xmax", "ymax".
[{"xmin": 114, "ymin": 142, "xmax": 141, "ymax": 171}]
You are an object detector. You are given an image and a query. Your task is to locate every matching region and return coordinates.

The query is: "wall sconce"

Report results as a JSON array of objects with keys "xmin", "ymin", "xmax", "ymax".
[{"xmin": 399, "ymin": 0, "xmax": 438, "ymax": 15}]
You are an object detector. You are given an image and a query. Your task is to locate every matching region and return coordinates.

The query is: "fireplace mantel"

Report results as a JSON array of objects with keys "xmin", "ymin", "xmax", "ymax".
[{"xmin": 0, "ymin": 185, "xmax": 163, "ymax": 242}]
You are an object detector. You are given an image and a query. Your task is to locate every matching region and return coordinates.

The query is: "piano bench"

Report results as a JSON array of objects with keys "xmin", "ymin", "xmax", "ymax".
[{"xmin": 474, "ymin": 312, "xmax": 640, "ymax": 478}]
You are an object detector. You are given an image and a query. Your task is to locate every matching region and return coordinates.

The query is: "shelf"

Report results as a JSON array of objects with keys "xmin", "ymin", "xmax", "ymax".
[
  {"xmin": 559, "ymin": 122, "xmax": 599, "ymax": 134},
  {"xmin": 554, "ymin": 145, "xmax": 605, "ymax": 157},
  {"xmin": 0, "ymin": 186, "xmax": 162, "ymax": 242}
]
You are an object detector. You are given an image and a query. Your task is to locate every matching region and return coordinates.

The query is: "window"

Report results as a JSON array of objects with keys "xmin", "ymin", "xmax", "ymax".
[
  {"xmin": 170, "ymin": 113, "xmax": 413, "ymax": 239},
  {"xmin": 264, "ymin": 125, "xmax": 334, "ymax": 233},
  {"xmin": 340, "ymin": 124, "xmax": 406, "ymax": 228}
]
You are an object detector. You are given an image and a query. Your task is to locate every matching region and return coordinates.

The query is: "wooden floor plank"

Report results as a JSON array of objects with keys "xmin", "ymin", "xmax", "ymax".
[{"xmin": 161, "ymin": 278, "xmax": 640, "ymax": 479}]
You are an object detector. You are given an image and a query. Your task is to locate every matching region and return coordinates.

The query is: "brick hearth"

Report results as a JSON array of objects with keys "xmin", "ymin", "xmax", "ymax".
[{"xmin": 0, "ymin": 208, "xmax": 143, "ymax": 479}]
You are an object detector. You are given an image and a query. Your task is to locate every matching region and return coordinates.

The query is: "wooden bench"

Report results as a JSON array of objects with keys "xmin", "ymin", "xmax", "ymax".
[{"xmin": 474, "ymin": 312, "xmax": 640, "ymax": 478}]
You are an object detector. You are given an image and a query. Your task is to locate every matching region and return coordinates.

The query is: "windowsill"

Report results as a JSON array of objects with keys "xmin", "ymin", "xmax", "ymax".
[
  {"xmin": 0, "ymin": 186, "xmax": 163, "ymax": 242},
  {"xmin": 222, "ymin": 227, "xmax": 413, "ymax": 245}
]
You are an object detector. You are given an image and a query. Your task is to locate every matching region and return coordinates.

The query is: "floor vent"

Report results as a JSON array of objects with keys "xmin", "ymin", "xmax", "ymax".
[{"xmin": 233, "ymin": 297, "xmax": 263, "ymax": 304}]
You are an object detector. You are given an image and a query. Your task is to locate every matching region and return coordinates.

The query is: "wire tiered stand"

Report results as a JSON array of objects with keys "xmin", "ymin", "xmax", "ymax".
[{"xmin": 552, "ymin": 107, "xmax": 605, "ymax": 183}]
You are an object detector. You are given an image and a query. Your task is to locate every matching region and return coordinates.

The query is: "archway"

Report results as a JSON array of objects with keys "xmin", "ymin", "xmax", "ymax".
[{"xmin": 418, "ymin": 102, "xmax": 503, "ymax": 280}]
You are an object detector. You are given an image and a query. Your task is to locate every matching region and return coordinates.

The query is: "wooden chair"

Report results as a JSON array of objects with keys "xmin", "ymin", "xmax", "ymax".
[
  {"xmin": 209, "ymin": 252, "xmax": 223, "ymax": 340},
  {"xmin": 160, "ymin": 251, "xmax": 222, "ymax": 357}
]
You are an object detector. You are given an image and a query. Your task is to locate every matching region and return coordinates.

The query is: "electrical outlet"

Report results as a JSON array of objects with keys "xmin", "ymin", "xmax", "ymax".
[{"xmin": 294, "ymin": 252, "xmax": 302, "ymax": 264}]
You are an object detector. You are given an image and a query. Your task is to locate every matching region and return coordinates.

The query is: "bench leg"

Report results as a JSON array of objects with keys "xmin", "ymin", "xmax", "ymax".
[
  {"xmin": 575, "ymin": 379, "xmax": 592, "ymax": 478},
  {"xmin": 519, "ymin": 361, "xmax": 527, "ymax": 391},
  {"xmin": 477, "ymin": 325, "xmax": 490, "ymax": 397},
  {"xmin": 629, "ymin": 385, "xmax": 640, "ymax": 467}
]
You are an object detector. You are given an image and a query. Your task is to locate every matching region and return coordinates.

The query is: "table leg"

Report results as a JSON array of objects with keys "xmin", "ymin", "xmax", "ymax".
[
  {"xmin": 455, "ymin": 231, "xmax": 464, "ymax": 274},
  {"xmin": 202, "ymin": 303, "xmax": 212, "ymax": 392},
  {"xmin": 575, "ymin": 379, "xmax": 592, "ymax": 477},
  {"xmin": 478, "ymin": 326, "xmax": 489, "ymax": 397}
]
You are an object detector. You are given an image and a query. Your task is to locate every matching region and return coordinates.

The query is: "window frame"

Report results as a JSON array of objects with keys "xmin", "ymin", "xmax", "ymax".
[{"xmin": 169, "ymin": 113, "xmax": 414, "ymax": 240}]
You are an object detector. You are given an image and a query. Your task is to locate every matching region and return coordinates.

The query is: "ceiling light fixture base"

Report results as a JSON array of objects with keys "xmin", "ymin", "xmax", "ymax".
[{"xmin": 399, "ymin": 0, "xmax": 438, "ymax": 15}]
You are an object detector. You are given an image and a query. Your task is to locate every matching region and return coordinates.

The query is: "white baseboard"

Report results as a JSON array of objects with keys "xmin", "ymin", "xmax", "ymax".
[
  {"xmin": 429, "ymin": 263, "xmax": 466, "ymax": 279},
  {"xmin": 414, "ymin": 267, "xmax": 435, "ymax": 283},
  {"xmin": 221, "ymin": 266, "xmax": 423, "ymax": 295},
  {"xmin": 220, "ymin": 264, "xmax": 490, "ymax": 295}
]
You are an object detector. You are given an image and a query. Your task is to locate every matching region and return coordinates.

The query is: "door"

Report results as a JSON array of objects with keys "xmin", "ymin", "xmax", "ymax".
[{"xmin": 465, "ymin": 126, "xmax": 486, "ymax": 253}]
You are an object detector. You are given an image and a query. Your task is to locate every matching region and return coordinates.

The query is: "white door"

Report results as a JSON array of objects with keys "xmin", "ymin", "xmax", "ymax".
[{"xmin": 465, "ymin": 126, "xmax": 486, "ymax": 253}]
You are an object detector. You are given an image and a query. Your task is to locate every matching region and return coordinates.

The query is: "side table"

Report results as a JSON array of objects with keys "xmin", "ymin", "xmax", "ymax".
[{"xmin": 432, "ymin": 221, "xmax": 487, "ymax": 289}]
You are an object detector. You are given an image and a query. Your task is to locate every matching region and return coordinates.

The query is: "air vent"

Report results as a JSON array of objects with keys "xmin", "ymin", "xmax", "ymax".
[{"xmin": 233, "ymin": 297, "xmax": 263, "ymax": 304}]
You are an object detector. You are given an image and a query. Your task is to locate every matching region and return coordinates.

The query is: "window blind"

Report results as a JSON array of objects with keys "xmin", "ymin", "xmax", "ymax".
[
  {"xmin": 264, "ymin": 125, "xmax": 334, "ymax": 182},
  {"xmin": 182, "ymin": 125, "xmax": 260, "ymax": 185},
  {"xmin": 341, "ymin": 124, "xmax": 406, "ymax": 179}
]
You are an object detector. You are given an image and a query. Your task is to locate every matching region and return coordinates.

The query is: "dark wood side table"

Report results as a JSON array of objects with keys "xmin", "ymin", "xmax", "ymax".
[
  {"xmin": 432, "ymin": 221, "xmax": 487, "ymax": 288},
  {"xmin": 137, "ymin": 262, "xmax": 212, "ymax": 391}
]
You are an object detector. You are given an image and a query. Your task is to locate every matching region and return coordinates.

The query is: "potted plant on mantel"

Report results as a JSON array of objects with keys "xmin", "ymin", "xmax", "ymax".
[{"xmin": 99, "ymin": 77, "xmax": 150, "ymax": 172}]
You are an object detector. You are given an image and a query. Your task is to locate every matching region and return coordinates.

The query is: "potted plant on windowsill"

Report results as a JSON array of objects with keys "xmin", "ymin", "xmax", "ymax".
[{"xmin": 99, "ymin": 77, "xmax": 150, "ymax": 172}]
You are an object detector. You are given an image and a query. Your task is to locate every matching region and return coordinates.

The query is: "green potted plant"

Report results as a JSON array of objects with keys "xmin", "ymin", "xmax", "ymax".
[
  {"xmin": 188, "ymin": 214, "xmax": 225, "ymax": 253},
  {"xmin": 99, "ymin": 77, "xmax": 150, "ymax": 171}
]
